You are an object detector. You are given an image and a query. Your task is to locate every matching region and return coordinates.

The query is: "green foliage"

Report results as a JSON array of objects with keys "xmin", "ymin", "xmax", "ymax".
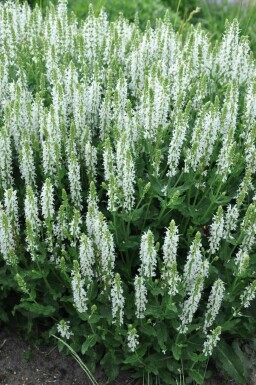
[
  {"xmin": 197, "ymin": 0, "xmax": 256, "ymax": 52},
  {"xmin": 25, "ymin": 0, "xmax": 178, "ymax": 28}
]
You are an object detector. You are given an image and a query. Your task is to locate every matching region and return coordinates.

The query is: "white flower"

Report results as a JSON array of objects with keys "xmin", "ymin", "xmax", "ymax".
[
  {"xmin": 127, "ymin": 327, "xmax": 139, "ymax": 352},
  {"xmin": 0, "ymin": 203, "xmax": 17, "ymax": 265},
  {"xmin": 57, "ymin": 320, "xmax": 74, "ymax": 340},
  {"xmin": 4, "ymin": 188, "xmax": 19, "ymax": 236},
  {"xmin": 216, "ymin": 129, "xmax": 236, "ymax": 183},
  {"xmin": 204, "ymin": 279, "xmax": 225, "ymax": 332},
  {"xmin": 0, "ymin": 126, "xmax": 13, "ymax": 190},
  {"xmin": 41, "ymin": 178, "xmax": 55, "ymax": 221},
  {"xmin": 183, "ymin": 232, "xmax": 208, "ymax": 292},
  {"xmin": 71, "ymin": 260, "xmax": 88, "ymax": 313},
  {"xmin": 209, "ymin": 206, "xmax": 224, "ymax": 255},
  {"xmin": 139, "ymin": 230, "xmax": 157, "ymax": 278},
  {"xmin": 203, "ymin": 326, "xmax": 222, "ymax": 357},
  {"xmin": 240, "ymin": 201, "xmax": 256, "ymax": 250},
  {"xmin": 19, "ymin": 139, "xmax": 36, "ymax": 186},
  {"xmin": 223, "ymin": 204, "xmax": 239, "ymax": 239},
  {"xmin": 24, "ymin": 186, "xmax": 40, "ymax": 230},
  {"xmin": 161, "ymin": 220, "xmax": 180, "ymax": 296},
  {"xmin": 178, "ymin": 274, "xmax": 204, "ymax": 334},
  {"xmin": 68, "ymin": 151, "xmax": 82, "ymax": 209},
  {"xmin": 79, "ymin": 233, "xmax": 95, "ymax": 282},
  {"xmin": 236, "ymin": 169, "xmax": 253, "ymax": 207},
  {"xmin": 24, "ymin": 186, "xmax": 41, "ymax": 259},
  {"xmin": 55, "ymin": 203, "xmax": 68, "ymax": 241},
  {"xmin": 167, "ymin": 106, "xmax": 190, "ymax": 177},
  {"xmin": 234, "ymin": 247, "xmax": 250, "ymax": 276},
  {"xmin": 111, "ymin": 273, "xmax": 125, "ymax": 325},
  {"xmin": 84, "ymin": 142, "xmax": 97, "ymax": 179},
  {"xmin": 134, "ymin": 275, "xmax": 148, "ymax": 319},
  {"xmin": 185, "ymin": 101, "xmax": 220, "ymax": 173},
  {"xmin": 240, "ymin": 280, "xmax": 256, "ymax": 308},
  {"xmin": 69, "ymin": 209, "xmax": 81, "ymax": 247},
  {"xmin": 117, "ymin": 147, "xmax": 135, "ymax": 212}
]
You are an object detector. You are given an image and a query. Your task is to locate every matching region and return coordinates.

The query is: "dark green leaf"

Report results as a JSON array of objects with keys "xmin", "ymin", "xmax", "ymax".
[
  {"xmin": 140, "ymin": 323, "xmax": 157, "ymax": 337},
  {"xmin": 81, "ymin": 335, "xmax": 98, "ymax": 354},
  {"xmin": 124, "ymin": 345, "xmax": 147, "ymax": 364},
  {"xmin": 215, "ymin": 340, "xmax": 247, "ymax": 384},
  {"xmin": 172, "ymin": 344, "xmax": 181, "ymax": 360},
  {"xmin": 13, "ymin": 302, "xmax": 55, "ymax": 316},
  {"xmin": 189, "ymin": 369, "xmax": 204, "ymax": 384},
  {"xmin": 156, "ymin": 323, "xmax": 168, "ymax": 350}
]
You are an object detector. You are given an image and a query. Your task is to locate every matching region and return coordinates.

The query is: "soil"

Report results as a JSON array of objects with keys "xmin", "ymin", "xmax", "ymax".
[
  {"xmin": 0, "ymin": 330, "xmax": 255, "ymax": 385},
  {"xmin": 0, "ymin": 330, "xmax": 124, "ymax": 385}
]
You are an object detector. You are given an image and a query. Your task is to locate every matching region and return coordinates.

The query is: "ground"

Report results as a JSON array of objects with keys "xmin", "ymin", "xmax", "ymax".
[{"xmin": 0, "ymin": 330, "xmax": 255, "ymax": 385}]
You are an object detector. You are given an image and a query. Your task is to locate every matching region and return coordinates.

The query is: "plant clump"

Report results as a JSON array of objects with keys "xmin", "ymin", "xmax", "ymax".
[{"xmin": 0, "ymin": 1, "xmax": 256, "ymax": 384}]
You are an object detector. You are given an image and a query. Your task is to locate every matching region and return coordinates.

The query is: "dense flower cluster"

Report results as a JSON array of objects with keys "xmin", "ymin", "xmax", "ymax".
[{"xmin": 0, "ymin": 2, "xmax": 256, "ymax": 383}]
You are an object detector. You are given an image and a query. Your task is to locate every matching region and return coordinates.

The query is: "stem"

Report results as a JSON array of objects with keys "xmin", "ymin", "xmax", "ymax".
[
  {"xmin": 36, "ymin": 260, "xmax": 53, "ymax": 294},
  {"xmin": 200, "ymin": 180, "xmax": 223, "ymax": 223},
  {"xmin": 182, "ymin": 189, "xmax": 191, "ymax": 235},
  {"xmin": 173, "ymin": 170, "xmax": 184, "ymax": 189},
  {"xmin": 113, "ymin": 212, "xmax": 119, "ymax": 247}
]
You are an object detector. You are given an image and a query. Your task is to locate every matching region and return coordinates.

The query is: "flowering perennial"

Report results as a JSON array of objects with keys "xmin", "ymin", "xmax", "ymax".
[{"xmin": 0, "ymin": 2, "xmax": 256, "ymax": 384}]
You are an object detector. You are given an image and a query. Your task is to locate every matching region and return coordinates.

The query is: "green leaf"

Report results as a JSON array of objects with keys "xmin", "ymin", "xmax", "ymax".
[
  {"xmin": 145, "ymin": 305, "xmax": 162, "ymax": 318},
  {"xmin": 189, "ymin": 369, "xmax": 204, "ymax": 385},
  {"xmin": 88, "ymin": 314, "xmax": 102, "ymax": 324},
  {"xmin": 150, "ymin": 287, "xmax": 164, "ymax": 296},
  {"xmin": 28, "ymin": 270, "xmax": 45, "ymax": 280},
  {"xmin": 232, "ymin": 340, "xmax": 252, "ymax": 377},
  {"xmin": 144, "ymin": 359, "xmax": 159, "ymax": 375},
  {"xmin": 215, "ymin": 340, "xmax": 247, "ymax": 384},
  {"xmin": 125, "ymin": 205, "xmax": 148, "ymax": 222},
  {"xmin": 13, "ymin": 302, "xmax": 55, "ymax": 316},
  {"xmin": 124, "ymin": 345, "xmax": 147, "ymax": 364},
  {"xmin": 172, "ymin": 344, "xmax": 181, "ymax": 360},
  {"xmin": 221, "ymin": 319, "xmax": 240, "ymax": 332},
  {"xmin": 81, "ymin": 335, "xmax": 98, "ymax": 354},
  {"xmin": 186, "ymin": 350, "xmax": 207, "ymax": 363},
  {"xmin": 139, "ymin": 323, "xmax": 157, "ymax": 337},
  {"xmin": 164, "ymin": 301, "xmax": 178, "ymax": 319},
  {"xmin": 148, "ymin": 175, "xmax": 165, "ymax": 196},
  {"xmin": 119, "ymin": 236, "xmax": 140, "ymax": 251},
  {"xmin": 156, "ymin": 323, "xmax": 168, "ymax": 350},
  {"xmin": 101, "ymin": 351, "xmax": 121, "ymax": 380}
]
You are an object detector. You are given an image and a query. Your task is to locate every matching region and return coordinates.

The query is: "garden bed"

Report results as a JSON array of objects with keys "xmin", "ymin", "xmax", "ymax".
[{"xmin": 1, "ymin": 330, "xmax": 255, "ymax": 385}]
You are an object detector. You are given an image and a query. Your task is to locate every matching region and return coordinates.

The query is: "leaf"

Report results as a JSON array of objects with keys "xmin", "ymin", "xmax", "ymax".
[
  {"xmin": 145, "ymin": 304, "xmax": 162, "ymax": 318},
  {"xmin": 88, "ymin": 314, "xmax": 102, "ymax": 324},
  {"xmin": 144, "ymin": 355, "xmax": 161, "ymax": 375},
  {"xmin": 221, "ymin": 319, "xmax": 240, "ymax": 332},
  {"xmin": 232, "ymin": 340, "xmax": 252, "ymax": 376},
  {"xmin": 189, "ymin": 369, "xmax": 204, "ymax": 385},
  {"xmin": 148, "ymin": 175, "xmax": 165, "ymax": 196},
  {"xmin": 121, "ymin": 203, "xmax": 148, "ymax": 222},
  {"xmin": 186, "ymin": 350, "xmax": 207, "ymax": 363},
  {"xmin": 164, "ymin": 301, "xmax": 178, "ymax": 319},
  {"xmin": 28, "ymin": 270, "xmax": 45, "ymax": 280},
  {"xmin": 139, "ymin": 323, "xmax": 157, "ymax": 337},
  {"xmin": 156, "ymin": 323, "xmax": 168, "ymax": 350},
  {"xmin": 81, "ymin": 335, "xmax": 98, "ymax": 354},
  {"xmin": 150, "ymin": 287, "xmax": 164, "ymax": 296},
  {"xmin": 123, "ymin": 345, "xmax": 147, "ymax": 364},
  {"xmin": 172, "ymin": 344, "xmax": 181, "ymax": 360},
  {"xmin": 119, "ymin": 236, "xmax": 140, "ymax": 251},
  {"xmin": 13, "ymin": 302, "xmax": 55, "ymax": 316},
  {"xmin": 215, "ymin": 340, "xmax": 247, "ymax": 384},
  {"xmin": 0, "ymin": 309, "xmax": 9, "ymax": 323}
]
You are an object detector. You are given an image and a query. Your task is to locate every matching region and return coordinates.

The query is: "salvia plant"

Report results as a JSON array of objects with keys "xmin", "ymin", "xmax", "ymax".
[{"xmin": 0, "ymin": 1, "xmax": 256, "ymax": 384}]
